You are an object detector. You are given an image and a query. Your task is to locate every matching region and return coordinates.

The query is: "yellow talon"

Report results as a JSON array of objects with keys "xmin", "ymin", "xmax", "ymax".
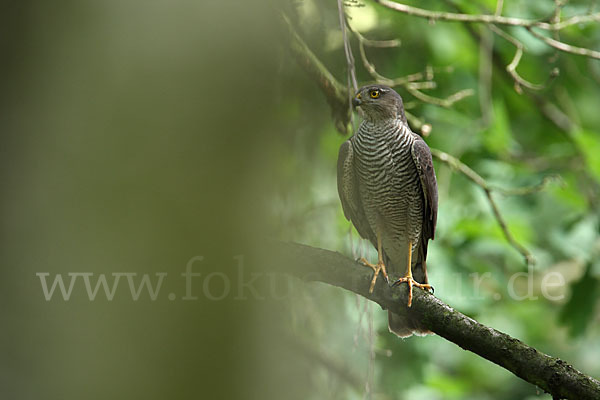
[
  {"xmin": 358, "ymin": 233, "xmax": 389, "ymax": 293},
  {"xmin": 359, "ymin": 257, "xmax": 389, "ymax": 293},
  {"xmin": 392, "ymin": 240, "xmax": 433, "ymax": 307}
]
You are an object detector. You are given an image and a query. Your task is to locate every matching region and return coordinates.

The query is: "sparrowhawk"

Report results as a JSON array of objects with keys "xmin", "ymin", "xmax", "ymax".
[{"xmin": 337, "ymin": 85, "xmax": 438, "ymax": 337}]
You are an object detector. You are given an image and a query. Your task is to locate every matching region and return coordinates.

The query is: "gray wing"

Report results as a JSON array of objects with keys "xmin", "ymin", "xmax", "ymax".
[
  {"xmin": 337, "ymin": 139, "xmax": 376, "ymax": 245},
  {"xmin": 411, "ymin": 136, "xmax": 438, "ymax": 253}
]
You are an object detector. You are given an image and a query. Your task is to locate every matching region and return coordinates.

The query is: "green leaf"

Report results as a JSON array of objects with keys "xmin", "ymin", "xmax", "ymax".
[
  {"xmin": 559, "ymin": 263, "xmax": 600, "ymax": 337},
  {"xmin": 572, "ymin": 130, "xmax": 600, "ymax": 181}
]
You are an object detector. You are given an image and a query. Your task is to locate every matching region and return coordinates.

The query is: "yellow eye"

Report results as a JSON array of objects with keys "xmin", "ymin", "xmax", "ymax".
[{"xmin": 370, "ymin": 90, "xmax": 380, "ymax": 99}]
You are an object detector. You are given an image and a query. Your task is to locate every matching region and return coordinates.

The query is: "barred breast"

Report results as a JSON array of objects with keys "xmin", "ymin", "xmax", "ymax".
[{"xmin": 352, "ymin": 117, "xmax": 424, "ymax": 277}]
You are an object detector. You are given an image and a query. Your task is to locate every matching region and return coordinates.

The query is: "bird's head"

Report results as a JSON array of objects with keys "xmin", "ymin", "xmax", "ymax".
[{"xmin": 352, "ymin": 85, "xmax": 406, "ymax": 123}]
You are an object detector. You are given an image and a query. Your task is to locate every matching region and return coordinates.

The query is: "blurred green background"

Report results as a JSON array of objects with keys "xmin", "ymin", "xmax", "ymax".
[{"xmin": 1, "ymin": 0, "xmax": 599, "ymax": 399}]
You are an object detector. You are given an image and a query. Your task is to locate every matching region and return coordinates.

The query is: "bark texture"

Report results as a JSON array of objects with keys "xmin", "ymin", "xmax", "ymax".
[{"xmin": 271, "ymin": 241, "xmax": 600, "ymax": 400}]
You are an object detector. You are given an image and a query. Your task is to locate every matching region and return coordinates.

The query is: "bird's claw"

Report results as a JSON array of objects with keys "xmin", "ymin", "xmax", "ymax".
[
  {"xmin": 358, "ymin": 258, "xmax": 389, "ymax": 293},
  {"xmin": 392, "ymin": 277, "xmax": 434, "ymax": 307}
]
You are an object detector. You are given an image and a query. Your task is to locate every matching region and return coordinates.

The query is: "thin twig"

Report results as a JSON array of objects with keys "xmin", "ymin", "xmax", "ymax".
[
  {"xmin": 349, "ymin": 22, "xmax": 472, "ymax": 108},
  {"xmin": 371, "ymin": 0, "xmax": 600, "ymax": 30},
  {"xmin": 442, "ymin": 4, "xmax": 600, "ymax": 208},
  {"xmin": 355, "ymin": 31, "xmax": 396, "ymax": 85},
  {"xmin": 489, "ymin": 25, "xmax": 556, "ymax": 92},
  {"xmin": 406, "ymin": 86, "xmax": 475, "ymax": 108},
  {"xmin": 494, "ymin": 0, "xmax": 504, "ymax": 16},
  {"xmin": 527, "ymin": 27, "xmax": 600, "ymax": 60},
  {"xmin": 491, "ymin": 174, "xmax": 563, "ymax": 196},
  {"xmin": 404, "ymin": 109, "xmax": 432, "ymax": 137},
  {"xmin": 347, "ymin": 21, "xmax": 409, "ymax": 86},
  {"xmin": 363, "ymin": 302, "xmax": 374, "ymax": 400},
  {"xmin": 338, "ymin": 0, "xmax": 359, "ymax": 92},
  {"xmin": 479, "ymin": 22, "xmax": 494, "ymax": 126},
  {"xmin": 356, "ymin": 34, "xmax": 400, "ymax": 48},
  {"xmin": 551, "ymin": 13, "xmax": 600, "ymax": 30},
  {"xmin": 406, "ymin": 81, "xmax": 437, "ymax": 90},
  {"xmin": 371, "ymin": 0, "xmax": 600, "ymax": 60},
  {"xmin": 551, "ymin": 0, "xmax": 564, "ymax": 26},
  {"xmin": 431, "ymin": 148, "xmax": 540, "ymax": 265},
  {"xmin": 281, "ymin": 12, "xmax": 351, "ymax": 134},
  {"xmin": 338, "ymin": 0, "xmax": 359, "ymax": 135}
]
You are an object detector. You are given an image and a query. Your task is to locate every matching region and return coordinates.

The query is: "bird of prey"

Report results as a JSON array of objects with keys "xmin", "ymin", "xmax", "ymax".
[{"xmin": 337, "ymin": 85, "xmax": 438, "ymax": 337}]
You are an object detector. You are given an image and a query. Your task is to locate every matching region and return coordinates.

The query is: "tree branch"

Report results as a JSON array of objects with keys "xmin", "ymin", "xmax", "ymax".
[
  {"xmin": 526, "ymin": 27, "xmax": 600, "ymax": 60},
  {"xmin": 349, "ymin": 21, "xmax": 474, "ymax": 109},
  {"xmin": 405, "ymin": 85, "xmax": 475, "ymax": 108},
  {"xmin": 371, "ymin": 0, "xmax": 600, "ymax": 60},
  {"xmin": 282, "ymin": 13, "xmax": 351, "ymax": 134},
  {"xmin": 431, "ymin": 148, "xmax": 543, "ymax": 265},
  {"xmin": 371, "ymin": 0, "xmax": 600, "ymax": 30},
  {"xmin": 489, "ymin": 24, "xmax": 558, "ymax": 92},
  {"xmin": 272, "ymin": 241, "xmax": 600, "ymax": 400},
  {"xmin": 337, "ymin": 0, "xmax": 358, "ymax": 93},
  {"xmin": 444, "ymin": 2, "xmax": 600, "ymax": 208}
]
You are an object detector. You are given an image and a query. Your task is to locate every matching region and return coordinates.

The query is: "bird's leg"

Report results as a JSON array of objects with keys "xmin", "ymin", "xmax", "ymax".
[
  {"xmin": 358, "ymin": 234, "xmax": 389, "ymax": 294},
  {"xmin": 392, "ymin": 241, "xmax": 433, "ymax": 307}
]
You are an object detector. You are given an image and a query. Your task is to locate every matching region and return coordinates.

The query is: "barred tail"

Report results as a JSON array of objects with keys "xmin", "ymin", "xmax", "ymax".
[{"xmin": 388, "ymin": 310, "xmax": 431, "ymax": 338}]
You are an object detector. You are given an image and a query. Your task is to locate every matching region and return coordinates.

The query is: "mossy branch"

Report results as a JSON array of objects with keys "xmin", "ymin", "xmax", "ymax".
[{"xmin": 272, "ymin": 241, "xmax": 600, "ymax": 400}]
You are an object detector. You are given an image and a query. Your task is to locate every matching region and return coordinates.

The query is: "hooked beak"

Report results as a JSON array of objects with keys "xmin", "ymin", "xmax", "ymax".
[{"xmin": 352, "ymin": 96, "xmax": 362, "ymax": 108}]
